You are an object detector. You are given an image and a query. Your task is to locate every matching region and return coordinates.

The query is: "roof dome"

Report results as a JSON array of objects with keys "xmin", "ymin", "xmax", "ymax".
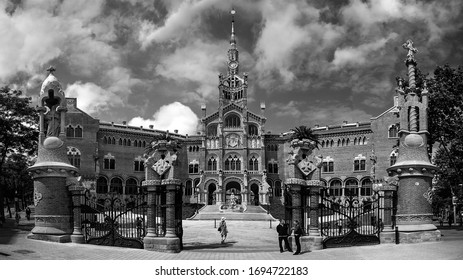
[{"xmin": 40, "ymin": 67, "xmax": 63, "ymax": 95}]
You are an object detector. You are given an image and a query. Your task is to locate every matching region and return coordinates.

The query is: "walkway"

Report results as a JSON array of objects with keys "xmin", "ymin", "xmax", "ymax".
[{"xmin": 1, "ymin": 214, "xmax": 463, "ymax": 260}]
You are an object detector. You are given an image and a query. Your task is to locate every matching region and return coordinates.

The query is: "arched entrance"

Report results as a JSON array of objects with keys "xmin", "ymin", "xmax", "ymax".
[
  {"xmin": 250, "ymin": 183, "xmax": 259, "ymax": 206},
  {"xmin": 208, "ymin": 183, "xmax": 216, "ymax": 205},
  {"xmin": 225, "ymin": 181, "xmax": 241, "ymax": 205}
]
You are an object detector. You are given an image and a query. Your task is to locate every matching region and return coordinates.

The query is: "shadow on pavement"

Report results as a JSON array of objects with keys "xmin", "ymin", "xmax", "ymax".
[{"xmin": 183, "ymin": 241, "xmax": 237, "ymax": 250}]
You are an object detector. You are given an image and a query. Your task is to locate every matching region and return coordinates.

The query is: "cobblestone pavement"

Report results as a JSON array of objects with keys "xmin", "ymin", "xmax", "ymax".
[{"xmin": 1, "ymin": 216, "xmax": 463, "ymax": 260}]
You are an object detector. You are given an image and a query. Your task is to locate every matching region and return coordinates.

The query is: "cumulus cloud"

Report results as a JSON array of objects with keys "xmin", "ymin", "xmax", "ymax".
[
  {"xmin": 128, "ymin": 102, "xmax": 199, "ymax": 135},
  {"xmin": 65, "ymin": 82, "xmax": 124, "ymax": 115},
  {"xmin": 138, "ymin": 0, "xmax": 227, "ymax": 48}
]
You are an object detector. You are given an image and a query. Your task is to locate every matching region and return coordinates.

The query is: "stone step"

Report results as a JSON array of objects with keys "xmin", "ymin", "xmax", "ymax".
[{"xmin": 191, "ymin": 204, "xmax": 277, "ymax": 221}]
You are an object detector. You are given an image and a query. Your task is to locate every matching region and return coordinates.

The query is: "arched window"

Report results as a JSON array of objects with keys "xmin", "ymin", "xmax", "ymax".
[
  {"xmin": 330, "ymin": 180, "xmax": 342, "ymax": 196},
  {"xmin": 119, "ymin": 138, "xmax": 123, "ymax": 145},
  {"xmin": 207, "ymin": 156, "xmax": 217, "ymax": 171},
  {"xmin": 104, "ymin": 153, "xmax": 115, "ymax": 170},
  {"xmin": 185, "ymin": 180, "xmax": 193, "ymax": 196},
  {"xmin": 388, "ymin": 124, "xmax": 399, "ymax": 138},
  {"xmin": 225, "ymin": 114, "xmax": 241, "ymax": 128},
  {"xmin": 337, "ymin": 139, "xmax": 341, "ymax": 147},
  {"xmin": 248, "ymin": 155, "xmax": 259, "ymax": 171},
  {"xmin": 66, "ymin": 125, "xmax": 74, "ymax": 138},
  {"xmin": 74, "ymin": 125, "xmax": 83, "ymax": 138},
  {"xmin": 188, "ymin": 160, "xmax": 199, "ymax": 174},
  {"xmin": 103, "ymin": 136, "xmax": 108, "ymax": 144},
  {"xmin": 354, "ymin": 154, "xmax": 366, "ymax": 171},
  {"xmin": 96, "ymin": 177, "xmax": 108, "ymax": 194},
  {"xmin": 127, "ymin": 139, "xmax": 131, "ymax": 146},
  {"xmin": 225, "ymin": 155, "xmax": 241, "ymax": 171},
  {"xmin": 207, "ymin": 124, "xmax": 218, "ymax": 136},
  {"xmin": 361, "ymin": 179, "xmax": 372, "ymax": 196},
  {"xmin": 112, "ymin": 137, "xmax": 116, "ymax": 145},
  {"xmin": 110, "ymin": 178, "xmax": 123, "ymax": 194},
  {"xmin": 267, "ymin": 159, "xmax": 278, "ymax": 174},
  {"xmin": 274, "ymin": 180, "xmax": 282, "ymax": 197},
  {"xmin": 248, "ymin": 124, "xmax": 258, "ymax": 136},
  {"xmin": 345, "ymin": 179, "xmax": 359, "ymax": 196},
  {"xmin": 123, "ymin": 139, "xmax": 127, "ymax": 146},
  {"xmin": 67, "ymin": 146, "xmax": 81, "ymax": 168},
  {"xmin": 125, "ymin": 178, "xmax": 138, "ymax": 195},
  {"xmin": 322, "ymin": 156, "xmax": 334, "ymax": 173},
  {"xmin": 134, "ymin": 156, "xmax": 145, "ymax": 172}
]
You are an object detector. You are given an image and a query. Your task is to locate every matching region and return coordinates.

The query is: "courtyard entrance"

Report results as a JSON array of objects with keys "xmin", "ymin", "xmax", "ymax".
[
  {"xmin": 225, "ymin": 181, "xmax": 241, "ymax": 205},
  {"xmin": 319, "ymin": 189, "xmax": 383, "ymax": 248},
  {"xmin": 80, "ymin": 190, "xmax": 148, "ymax": 249}
]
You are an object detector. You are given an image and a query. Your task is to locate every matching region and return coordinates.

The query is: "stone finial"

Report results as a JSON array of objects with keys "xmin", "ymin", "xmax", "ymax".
[
  {"xmin": 402, "ymin": 39, "xmax": 418, "ymax": 61},
  {"xmin": 46, "ymin": 66, "xmax": 56, "ymax": 74}
]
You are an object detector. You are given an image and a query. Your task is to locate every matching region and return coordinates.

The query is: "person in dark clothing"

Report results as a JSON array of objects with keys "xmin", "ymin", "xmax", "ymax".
[
  {"xmin": 276, "ymin": 219, "xmax": 292, "ymax": 253},
  {"xmin": 25, "ymin": 207, "xmax": 31, "ymax": 221},
  {"xmin": 292, "ymin": 220, "xmax": 303, "ymax": 255}
]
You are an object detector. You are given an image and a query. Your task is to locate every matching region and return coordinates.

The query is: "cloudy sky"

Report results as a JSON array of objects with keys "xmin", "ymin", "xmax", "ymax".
[{"xmin": 1, "ymin": 0, "xmax": 463, "ymax": 135}]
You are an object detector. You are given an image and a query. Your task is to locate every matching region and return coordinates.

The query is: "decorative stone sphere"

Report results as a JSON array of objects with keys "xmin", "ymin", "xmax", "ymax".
[
  {"xmin": 43, "ymin": 136, "xmax": 64, "ymax": 149},
  {"xmin": 404, "ymin": 133, "xmax": 424, "ymax": 147}
]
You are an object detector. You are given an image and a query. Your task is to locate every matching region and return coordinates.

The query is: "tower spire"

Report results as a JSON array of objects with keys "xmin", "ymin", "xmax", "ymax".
[{"xmin": 230, "ymin": 9, "xmax": 236, "ymax": 48}]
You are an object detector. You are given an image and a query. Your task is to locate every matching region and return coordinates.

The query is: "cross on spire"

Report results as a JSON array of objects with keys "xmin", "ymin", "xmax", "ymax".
[
  {"xmin": 46, "ymin": 66, "xmax": 56, "ymax": 75},
  {"xmin": 402, "ymin": 39, "xmax": 418, "ymax": 60}
]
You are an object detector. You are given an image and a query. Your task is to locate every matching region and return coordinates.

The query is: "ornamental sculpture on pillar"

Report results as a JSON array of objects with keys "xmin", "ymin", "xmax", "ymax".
[
  {"xmin": 284, "ymin": 126, "xmax": 323, "ymax": 251},
  {"xmin": 142, "ymin": 134, "xmax": 184, "ymax": 253},
  {"xmin": 386, "ymin": 39, "xmax": 440, "ymax": 243},
  {"xmin": 27, "ymin": 67, "xmax": 79, "ymax": 243}
]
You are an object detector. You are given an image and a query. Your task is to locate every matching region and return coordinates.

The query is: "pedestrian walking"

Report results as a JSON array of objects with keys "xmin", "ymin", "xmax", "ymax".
[
  {"xmin": 292, "ymin": 220, "xmax": 303, "ymax": 255},
  {"xmin": 25, "ymin": 207, "xmax": 31, "ymax": 221},
  {"xmin": 276, "ymin": 219, "xmax": 292, "ymax": 253},
  {"xmin": 218, "ymin": 217, "xmax": 228, "ymax": 244},
  {"xmin": 438, "ymin": 216, "xmax": 443, "ymax": 227}
]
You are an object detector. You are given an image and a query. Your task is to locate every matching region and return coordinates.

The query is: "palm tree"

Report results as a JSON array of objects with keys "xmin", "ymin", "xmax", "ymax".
[{"xmin": 290, "ymin": 125, "xmax": 320, "ymax": 149}]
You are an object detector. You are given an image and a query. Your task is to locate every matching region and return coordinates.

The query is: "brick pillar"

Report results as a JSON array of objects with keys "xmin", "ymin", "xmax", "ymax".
[
  {"xmin": 290, "ymin": 185, "xmax": 302, "ymax": 224},
  {"xmin": 143, "ymin": 180, "xmax": 160, "ymax": 238},
  {"xmin": 69, "ymin": 185, "xmax": 85, "ymax": 243},
  {"xmin": 307, "ymin": 181, "xmax": 321, "ymax": 236},
  {"xmin": 165, "ymin": 184, "xmax": 178, "ymax": 238}
]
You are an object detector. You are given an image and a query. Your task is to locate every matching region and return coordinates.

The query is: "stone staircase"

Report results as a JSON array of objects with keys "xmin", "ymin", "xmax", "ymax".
[{"xmin": 190, "ymin": 204, "xmax": 278, "ymax": 221}]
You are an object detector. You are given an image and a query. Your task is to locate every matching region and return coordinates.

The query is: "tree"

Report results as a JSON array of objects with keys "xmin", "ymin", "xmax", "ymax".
[
  {"xmin": 427, "ymin": 65, "xmax": 463, "ymax": 212},
  {"xmin": 290, "ymin": 125, "xmax": 320, "ymax": 148},
  {"xmin": 0, "ymin": 87, "xmax": 38, "ymax": 222}
]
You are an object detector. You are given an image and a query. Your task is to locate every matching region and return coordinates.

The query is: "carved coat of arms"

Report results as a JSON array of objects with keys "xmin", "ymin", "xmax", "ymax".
[
  {"xmin": 297, "ymin": 158, "xmax": 317, "ymax": 177},
  {"xmin": 152, "ymin": 158, "xmax": 171, "ymax": 176}
]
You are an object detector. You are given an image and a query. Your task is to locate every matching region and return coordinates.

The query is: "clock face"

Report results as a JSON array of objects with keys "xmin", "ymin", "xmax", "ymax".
[{"xmin": 229, "ymin": 61, "xmax": 238, "ymax": 69}]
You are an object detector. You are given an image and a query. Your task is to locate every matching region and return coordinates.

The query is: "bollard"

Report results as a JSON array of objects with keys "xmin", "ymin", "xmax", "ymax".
[
  {"xmin": 214, "ymin": 219, "xmax": 216, "ymax": 228},
  {"xmin": 395, "ymin": 226, "xmax": 399, "ymax": 244},
  {"xmin": 269, "ymin": 220, "xmax": 272, "ymax": 229}
]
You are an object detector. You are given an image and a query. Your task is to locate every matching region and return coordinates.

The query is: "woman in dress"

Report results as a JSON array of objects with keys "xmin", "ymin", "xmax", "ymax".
[{"xmin": 219, "ymin": 217, "xmax": 228, "ymax": 244}]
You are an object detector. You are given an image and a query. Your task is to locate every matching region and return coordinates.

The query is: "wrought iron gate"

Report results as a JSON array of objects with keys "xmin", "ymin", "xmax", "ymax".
[
  {"xmin": 320, "ymin": 189, "xmax": 383, "ymax": 248},
  {"xmin": 81, "ymin": 190, "xmax": 148, "ymax": 249}
]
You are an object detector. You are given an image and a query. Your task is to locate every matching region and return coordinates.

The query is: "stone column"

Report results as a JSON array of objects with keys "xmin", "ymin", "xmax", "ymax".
[
  {"xmin": 69, "ymin": 184, "xmax": 85, "ymax": 244},
  {"xmin": 143, "ymin": 180, "xmax": 160, "ymax": 238},
  {"xmin": 375, "ymin": 183, "xmax": 397, "ymax": 244},
  {"xmin": 28, "ymin": 166, "xmax": 77, "ymax": 243},
  {"xmin": 164, "ymin": 181, "xmax": 180, "ymax": 238}
]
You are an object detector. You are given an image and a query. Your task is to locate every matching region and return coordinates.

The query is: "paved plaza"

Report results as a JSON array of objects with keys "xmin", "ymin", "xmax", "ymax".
[{"xmin": 1, "ymin": 214, "xmax": 463, "ymax": 260}]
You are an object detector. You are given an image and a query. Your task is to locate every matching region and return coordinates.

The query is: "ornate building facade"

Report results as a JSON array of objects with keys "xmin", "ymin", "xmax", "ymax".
[{"xmin": 61, "ymin": 12, "xmax": 402, "ymax": 209}]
